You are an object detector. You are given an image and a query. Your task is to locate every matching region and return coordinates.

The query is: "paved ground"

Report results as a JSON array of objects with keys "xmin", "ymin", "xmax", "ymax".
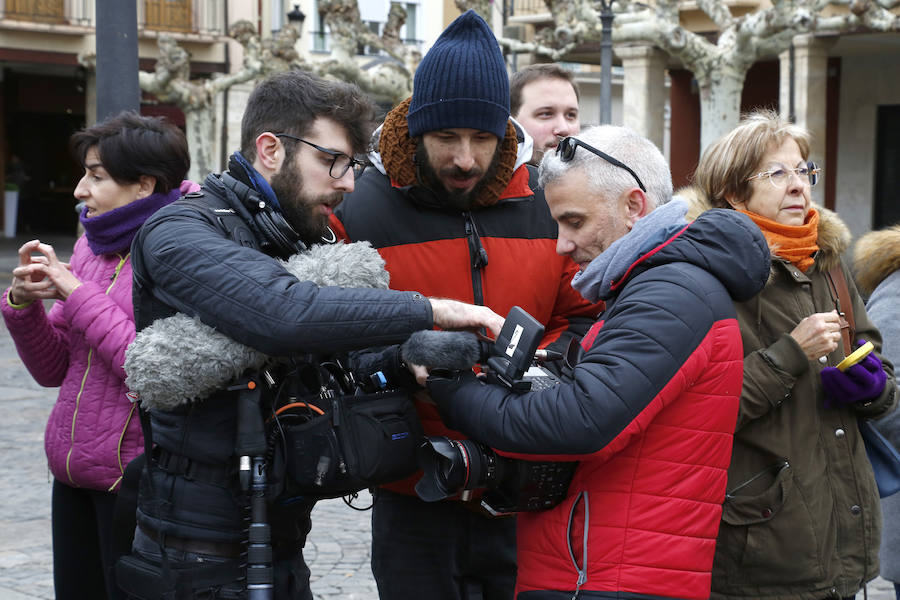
[
  {"xmin": 0, "ymin": 233, "xmax": 895, "ymax": 599},
  {"xmin": 0, "ymin": 233, "xmax": 379, "ymax": 599}
]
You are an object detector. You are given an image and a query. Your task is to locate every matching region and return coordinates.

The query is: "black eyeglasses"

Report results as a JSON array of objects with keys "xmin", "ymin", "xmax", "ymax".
[
  {"xmin": 556, "ymin": 137, "xmax": 647, "ymax": 193},
  {"xmin": 274, "ymin": 133, "xmax": 365, "ymax": 179}
]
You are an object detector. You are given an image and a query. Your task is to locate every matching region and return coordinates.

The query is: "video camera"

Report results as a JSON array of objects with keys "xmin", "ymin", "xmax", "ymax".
[{"xmin": 414, "ymin": 307, "xmax": 577, "ymax": 515}]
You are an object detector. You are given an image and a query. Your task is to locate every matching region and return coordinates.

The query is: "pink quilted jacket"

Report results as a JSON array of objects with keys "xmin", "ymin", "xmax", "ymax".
[{"xmin": 2, "ymin": 235, "xmax": 142, "ymax": 492}]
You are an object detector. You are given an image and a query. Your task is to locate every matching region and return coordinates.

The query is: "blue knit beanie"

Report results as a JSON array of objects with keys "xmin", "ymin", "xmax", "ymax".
[{"xmin": 407, "ymin": 10, "xmax": 510, "ymax": 140}]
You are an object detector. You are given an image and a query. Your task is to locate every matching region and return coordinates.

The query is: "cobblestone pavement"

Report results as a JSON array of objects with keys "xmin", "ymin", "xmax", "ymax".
[
  {"xmin": 0, "ymin": 234, "xmax": 895, "ymax": 600},
  {"xmin": 0, "ymin": 314, "xmax": 380, "ymax": 600},
  {"xmin": 0, "ymin": 234, "xmax": 379, "ymax": 599}
]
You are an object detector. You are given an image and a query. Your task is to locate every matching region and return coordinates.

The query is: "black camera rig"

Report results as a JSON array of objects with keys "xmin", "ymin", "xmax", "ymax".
[{"xmin": 415, "ymin": 307, "xmax": 577, "ymax": 515}]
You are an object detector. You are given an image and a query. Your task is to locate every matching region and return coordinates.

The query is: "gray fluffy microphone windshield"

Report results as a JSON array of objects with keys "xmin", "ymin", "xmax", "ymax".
[{"xmin": 400, "ymin": 330, "xmax": 486, "ymax": 370}]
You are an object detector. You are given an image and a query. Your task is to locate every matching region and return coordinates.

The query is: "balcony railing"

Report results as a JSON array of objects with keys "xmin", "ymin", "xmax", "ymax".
[
  {"xmin": 139, "ymin": 0, "xmax": 223, "ymax": 35},
  {"xmin": 508, "ymin": 0, "xmax": 549, "ymax": 15},
  {"xmin": 0, "ymin": 0, "xmax": 225, "ymax": 35},
  {"xmin": 1, "ymin": 0, "xmax": 73, "ymax": 24}
]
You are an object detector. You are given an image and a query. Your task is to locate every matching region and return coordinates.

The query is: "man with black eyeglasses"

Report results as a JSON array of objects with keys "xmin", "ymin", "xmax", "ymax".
[
  {"xmin": 330, "ymin": 10, "xmax": 602, "ymax": 600},
  {"xmin": 119, "ymin": 70, "xmax": 503, "ymax": 600},
  {"xmin": 422, "ymin": 125, "xmax": 774, "ymax": 600}
]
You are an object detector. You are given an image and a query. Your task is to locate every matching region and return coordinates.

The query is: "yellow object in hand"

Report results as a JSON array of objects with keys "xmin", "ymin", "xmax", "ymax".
[{"xmin": 836, "ymin": 341, "xmax": 875, "ymax": 372}]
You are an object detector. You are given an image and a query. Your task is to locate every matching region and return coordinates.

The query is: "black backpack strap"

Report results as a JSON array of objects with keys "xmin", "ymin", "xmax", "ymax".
[{"xmin": 178, "ymin": 188, "xmax": 261, "ymax": 251}]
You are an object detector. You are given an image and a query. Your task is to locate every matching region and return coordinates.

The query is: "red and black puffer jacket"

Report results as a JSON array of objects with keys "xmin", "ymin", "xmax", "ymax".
[
  {"xmin": 428, "ymin": 208, "xmax": 771, "ymax": 599},
  {"xmin": 331, "ymin": 112, "xmax": 601, "ymax": 497}
]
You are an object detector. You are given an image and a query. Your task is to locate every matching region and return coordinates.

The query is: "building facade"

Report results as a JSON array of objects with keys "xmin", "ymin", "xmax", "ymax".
[
  {"xmin": 502, "ymin": 0, "xmax": 900, "ymax": 239},
  {"xmin": 6, "ymin": 1, "xmax": 893, "ymax": 238},
  {"xmin": 1, "ymin": 0, "xmax": 234, "ymax": 233},
  {"xmin": 0, "ymin": 0, "xmax": 451, "ymax": 235}
]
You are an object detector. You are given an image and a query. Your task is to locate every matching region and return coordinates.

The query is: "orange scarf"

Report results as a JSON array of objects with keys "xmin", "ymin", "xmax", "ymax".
[{"xmin": 739, "ymin": 208, "xmax": 819, "ymax": 272}]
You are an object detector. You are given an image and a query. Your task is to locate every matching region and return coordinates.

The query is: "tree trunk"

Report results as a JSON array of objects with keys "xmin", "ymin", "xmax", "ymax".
[
  {"xmin": 185, "ymin": 105, "xmax": 216, "ymax": 183},
  {"xmin": 697, "ymin": 67, "xmax": 746, "ymax": 153}
]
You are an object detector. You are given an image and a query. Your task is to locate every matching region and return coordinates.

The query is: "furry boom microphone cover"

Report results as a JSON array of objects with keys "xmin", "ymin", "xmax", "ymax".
[{"xmin": 124, "ymin": 241, "xmax": 390, "ymax": 411}]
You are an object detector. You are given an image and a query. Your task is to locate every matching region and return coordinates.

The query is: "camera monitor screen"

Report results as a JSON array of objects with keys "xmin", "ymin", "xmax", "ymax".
[{"xmin": 486, "ymin": 306, "xmax": 545, "ymax": 386}]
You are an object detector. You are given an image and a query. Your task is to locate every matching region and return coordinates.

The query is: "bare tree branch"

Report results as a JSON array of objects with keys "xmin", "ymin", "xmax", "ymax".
[
  {"xmin": 455, "ymin": 0, "xmax": 898, "ymax": 150},
  {"xmin": 696, "ymin": 0, "xmax": 735, "ymax": 31},
  {"xmin": 498, "ymin": 37, "xmax": 577, "ymax": 60},
  {"xmin": 815, "ymin": 0, "xmax": 900, "ymax": 30},
  {"xmin": 80, "ymin": 3, "xmax": 421, "ymax": 179},
  {"xmin": 455, "ymin": 0, "xmax": 492, "ymax": 16}
]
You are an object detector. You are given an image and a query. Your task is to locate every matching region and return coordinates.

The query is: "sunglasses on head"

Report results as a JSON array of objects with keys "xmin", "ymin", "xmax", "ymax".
[{"xmin": 556, "ymin": 137, "xmax": 647, "ymax": 193}]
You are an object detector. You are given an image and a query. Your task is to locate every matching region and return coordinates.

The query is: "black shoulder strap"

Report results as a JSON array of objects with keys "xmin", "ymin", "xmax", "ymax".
[{"xmin": 179, "ymin": 190, "xmax": 261, "ymax": 251}]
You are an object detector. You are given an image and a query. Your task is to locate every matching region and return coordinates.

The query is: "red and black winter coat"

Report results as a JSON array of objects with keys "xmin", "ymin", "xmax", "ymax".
[
  {"xmin": 331, "ymin": 113, "xmax": 602, "ymax": 497},
  {"xmin": 427, "ymin": 207, "xmax": 771, "ymax": 599}
]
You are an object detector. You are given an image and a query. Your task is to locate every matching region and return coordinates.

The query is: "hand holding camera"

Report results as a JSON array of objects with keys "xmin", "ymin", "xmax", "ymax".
[{"xmin": 410, "ymin": 307, "xmax": 575, "ymax": 515}]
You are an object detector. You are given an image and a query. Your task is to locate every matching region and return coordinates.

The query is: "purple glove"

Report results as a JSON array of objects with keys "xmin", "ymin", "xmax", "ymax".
[{"xmin": 821, "ymin": 347, "xmax": 887, "ymax": 408}]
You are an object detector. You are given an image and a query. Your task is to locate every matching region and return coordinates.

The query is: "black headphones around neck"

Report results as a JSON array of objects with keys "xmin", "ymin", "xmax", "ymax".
[{"xmin": 220, "ymin": 172, "xmax": 305, "ymax": 258}]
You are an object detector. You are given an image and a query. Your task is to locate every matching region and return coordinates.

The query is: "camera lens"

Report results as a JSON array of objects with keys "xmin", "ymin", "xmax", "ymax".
[
  {"xmin": 416, "ymin": 437, "xmax": 468, "ymax": 502},
  {"xmin": 415, "ymin": 436, "xmax": 504, "ymax": 502},
  {"xmin": 436, "ymin": 449, "xmax": 461, "ymax": 482}
]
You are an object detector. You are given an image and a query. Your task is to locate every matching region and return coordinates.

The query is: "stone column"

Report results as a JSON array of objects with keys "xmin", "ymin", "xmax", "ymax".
[
  {"xmin": 616, "ymin": 44, "xmax": 668, "ymax": 151},
  {"xmin": 84, "ymin": 69, "xmax": 98, "ymax": 126},
  {"xmin": 779, "ymin": 34, "xmax": 834, "ymax": 205}
]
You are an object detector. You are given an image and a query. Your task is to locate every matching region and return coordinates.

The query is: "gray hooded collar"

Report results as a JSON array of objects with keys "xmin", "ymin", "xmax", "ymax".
[{"xmin": 572, "ymin": 199, "xmax": 689, "ymax": 303}]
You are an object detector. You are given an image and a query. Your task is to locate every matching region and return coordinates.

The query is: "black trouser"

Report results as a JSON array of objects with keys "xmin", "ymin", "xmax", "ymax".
[
  {"xmin": 371, "ymin": 488, "xmax": 517, "ymax": 600},
  {"xmin": 52, "ymin": 478, "xmax": 123, "ymax": 600},
  {"xmin": 129, "ymin": 527, "xmax": 313, "ymax": 600},
  {"xmin": 125, "ymin": 498, "xmax": 316, "ymax": 600}
]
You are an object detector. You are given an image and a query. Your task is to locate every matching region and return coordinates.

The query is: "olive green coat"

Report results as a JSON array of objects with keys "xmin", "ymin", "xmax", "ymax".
[{"xmin": 703, "ymin": 206, "xmax": 897, "ymax": 600}]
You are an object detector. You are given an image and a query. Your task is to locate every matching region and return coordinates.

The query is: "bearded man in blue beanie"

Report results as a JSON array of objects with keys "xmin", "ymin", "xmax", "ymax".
[{"xmin": 331, "ymin": 10, "xmax": 602, "ymax": 600}]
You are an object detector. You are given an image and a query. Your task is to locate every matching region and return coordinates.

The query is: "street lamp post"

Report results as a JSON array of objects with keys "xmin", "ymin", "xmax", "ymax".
[
  {"xmin": 95, "ymin": 0, "xmax": 139, "ymax": 121},
  {"xmin": 287, "ymin": 4, "xmax": 306, "ymax": 37},
  {"xmin": 599, "ymin": 0, "xmax": 615, "ymax": 124}
]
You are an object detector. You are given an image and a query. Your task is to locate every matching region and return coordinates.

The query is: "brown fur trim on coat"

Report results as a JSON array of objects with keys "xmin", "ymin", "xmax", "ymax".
[
  {"xmin": 680, "ymin": 187, "xmax": 849, "ymax": 273},
  {"xmin": 853, "ymin": 225, "xmax": 900, "ymax": 295},
  {"xmin": 378, "ymin": 97, "xmax": 518, "ymax": 207}
]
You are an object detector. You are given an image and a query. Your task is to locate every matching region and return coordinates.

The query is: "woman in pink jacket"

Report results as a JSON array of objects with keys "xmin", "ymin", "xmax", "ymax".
[{"xmin": 1, "ymin": 112, "xmax": 193, "ymax": 600}]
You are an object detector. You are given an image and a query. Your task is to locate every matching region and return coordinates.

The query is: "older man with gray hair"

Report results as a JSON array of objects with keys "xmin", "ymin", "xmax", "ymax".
[{"xmin": 426, "ymin": 125, "xmax": 772, "ymax": 599}]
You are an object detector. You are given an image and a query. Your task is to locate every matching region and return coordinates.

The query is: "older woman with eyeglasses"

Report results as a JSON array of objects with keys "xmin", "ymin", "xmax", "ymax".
[{"xmin": 692, "ymin": 109, "xmax": 896, "ymax": 600}]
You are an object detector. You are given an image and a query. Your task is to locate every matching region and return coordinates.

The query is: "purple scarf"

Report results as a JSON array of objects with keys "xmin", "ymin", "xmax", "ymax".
[{"xmin": 79, "ymin": 186, "xmax": 183, "ymax": 255}]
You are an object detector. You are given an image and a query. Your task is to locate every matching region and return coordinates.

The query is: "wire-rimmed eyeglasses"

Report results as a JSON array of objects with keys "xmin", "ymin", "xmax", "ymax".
[
  {"xmin": 556, "ymin": 136, "xmax": 646, "ymax": 193},
  {"xmin": 746, "ymin": 162, "xmax": 821, "ymax": 188},
  {"xmin": 274, "ymin": 133, "xmax": 365, "ymax": 179}
]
